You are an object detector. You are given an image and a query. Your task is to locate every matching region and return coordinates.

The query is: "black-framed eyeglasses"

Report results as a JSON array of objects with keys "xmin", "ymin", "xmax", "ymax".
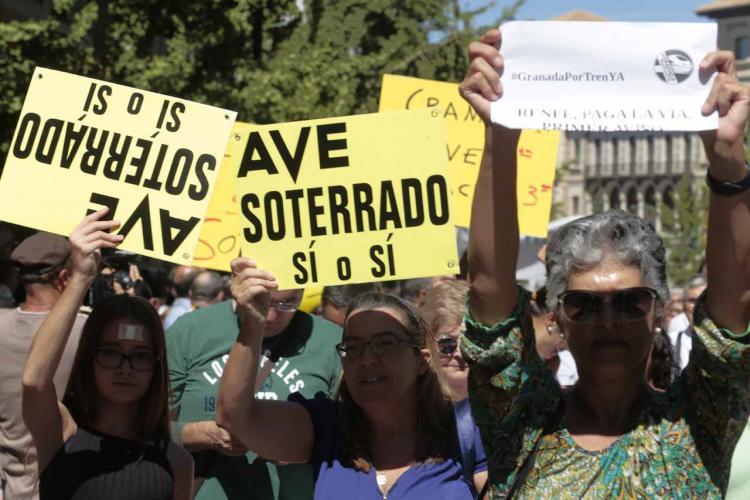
[
  {"xmin": 558, "ymin": 287, "xmax": 658, "ymax": 323},
  {"xmin": 95, "ymin": 347, "xmax": 157, "ymax": 371},
  {"xmin": 335, "ymin": 333, "xmax": 420, "ymax": 359},
  {"xmin": 269, "ymin": 299, "xmax": 300, "ymax": 312},
  {"xmin": 436, "ymin": 337, "xmax": 459, "ymax": 356}
]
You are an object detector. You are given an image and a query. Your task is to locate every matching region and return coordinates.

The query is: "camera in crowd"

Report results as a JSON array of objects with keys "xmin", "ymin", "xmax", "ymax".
[{"xmin": 89, "ymin": 249, "xmax": 152, "ymax": 306}]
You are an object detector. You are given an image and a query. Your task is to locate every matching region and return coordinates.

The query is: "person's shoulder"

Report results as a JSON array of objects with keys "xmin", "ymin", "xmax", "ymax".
[
  {"xmin": 289, "ymin": 392, "xmax": 339, "ymax": 426},
  {"xmin": 0, "ymin": 306, "xmax": 15, "ymax": 322},
  {"xmin": 307, "ymin": 312, "xmax": 342, "ymax": 338}
]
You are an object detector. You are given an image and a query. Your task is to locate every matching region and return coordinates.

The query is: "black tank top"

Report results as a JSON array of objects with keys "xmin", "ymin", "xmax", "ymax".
[{"xmin": 39, "ymin": 427, "xmax": 174, "ymax": 500}]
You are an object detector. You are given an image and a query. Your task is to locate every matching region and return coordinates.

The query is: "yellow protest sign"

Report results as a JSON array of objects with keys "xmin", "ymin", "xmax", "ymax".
[
  {"xmin": 0, "ymin": 67, "xmax": 236, "ymax": 264},
  {"xmin": 232, "ymin": 110, "xmax": 459, "ymax": 289},
  {"xmin": 379, "ymin": 74, "xmax": 559, "ymax": 236},
  {"xmin": 191, "ymin": 137, "xmax": 243, "ymax": 271},
  {"xmin": 300, "ymin": 286, "xmax": 324, "ymax": 313},
  {"xmin": 516, "ymin": 130, "xmax": 560, "ymax": 237}
]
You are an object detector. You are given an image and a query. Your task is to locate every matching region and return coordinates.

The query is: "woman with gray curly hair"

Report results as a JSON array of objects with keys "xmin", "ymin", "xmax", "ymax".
[{"xmin": 457, "ymin": 29, "xmax": 750, "ymax": 498}]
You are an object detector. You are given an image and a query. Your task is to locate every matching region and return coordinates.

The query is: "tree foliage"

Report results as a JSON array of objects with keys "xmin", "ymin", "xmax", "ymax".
[
  {"xmin": 659, "ymin": 172, "xmax": 708, "ymax": 287},
  {"xmin": 0, "ymin": 0, "xmax": 525, "ymax": 166}
]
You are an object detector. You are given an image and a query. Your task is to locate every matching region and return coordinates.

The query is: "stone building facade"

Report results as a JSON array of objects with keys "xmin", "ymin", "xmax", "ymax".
[{"xmin": 552, "ymin": 5, "xmax": 750, "ymax": 228}]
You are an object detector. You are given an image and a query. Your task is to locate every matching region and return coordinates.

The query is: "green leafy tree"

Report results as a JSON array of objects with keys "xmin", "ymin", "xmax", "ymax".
[
  {"xmin": 659, "ymin": 172, "xmax": 709, "ymax": 286},
  {"xmin": 0, "ymin": 0, "xmax": 525, "ymax": 166}
]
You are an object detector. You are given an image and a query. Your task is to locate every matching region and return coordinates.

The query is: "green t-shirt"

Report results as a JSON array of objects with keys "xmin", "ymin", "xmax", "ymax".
[{"xmin": 167, "ymin": 300, "xmax": 342, "ymax": 500}]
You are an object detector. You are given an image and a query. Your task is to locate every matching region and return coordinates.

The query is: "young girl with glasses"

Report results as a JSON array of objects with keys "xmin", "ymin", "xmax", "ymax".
[
  {"xmin": 217, "ymin": 259, "xmax": 487, "ymax": 499},
  {"xmin": 22, "ymin": 209, "xmax": 193, "ymax": 499},
  {"xmin": 459, "ymin": 29, "xmax": 750, "ymax": 498}
]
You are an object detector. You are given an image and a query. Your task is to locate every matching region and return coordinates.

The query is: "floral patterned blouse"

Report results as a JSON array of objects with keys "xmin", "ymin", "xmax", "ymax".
[{"xmin": 461, "ymin": 288, "xmax": 750, "ymax": 498}]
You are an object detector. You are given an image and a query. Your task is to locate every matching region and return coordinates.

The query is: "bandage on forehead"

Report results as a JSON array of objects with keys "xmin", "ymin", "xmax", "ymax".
[{"xmin": 118, "ymin": 323, "xmax": 145, "ymax": 341}]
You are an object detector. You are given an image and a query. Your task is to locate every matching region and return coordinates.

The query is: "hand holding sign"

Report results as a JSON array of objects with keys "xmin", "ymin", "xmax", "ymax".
[
  {"xmin": 458, "ymin": 29, "xmax": 504, "ymax": 124},
  {"xmin": 230, "ymin": 257, "xmax": 278, "ymax": 326},
  {"xmin": 68, "ymin": 207, "xmax": 123, "ymax": 285},
  {"xmin": 700, "ymin": 51, "xmax": 750, "ymax": 147}
]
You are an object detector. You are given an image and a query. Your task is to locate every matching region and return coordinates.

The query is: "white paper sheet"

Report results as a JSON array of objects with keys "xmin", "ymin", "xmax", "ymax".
[{"xmin": 491, "ymin": 21, "xmax": 718, "ymax": 132}]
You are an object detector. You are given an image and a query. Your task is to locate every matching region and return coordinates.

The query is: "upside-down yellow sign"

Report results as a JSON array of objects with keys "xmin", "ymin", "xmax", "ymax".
[
  {"xmin": 0, "ymin": 67, "xmax": 236, "ymax": 264},
  {"xmin": 232, "ymin": 109, "xmax": 459, "ymax": 289},
  {"xmin": 379, "ymin": 74, "xmax": 559, "ymax": 236}
]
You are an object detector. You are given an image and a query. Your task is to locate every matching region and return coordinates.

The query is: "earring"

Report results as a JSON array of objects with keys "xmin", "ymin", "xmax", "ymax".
[{"xmin": 547, "ymin": 323, "xmax": 565, "ymax": 339}]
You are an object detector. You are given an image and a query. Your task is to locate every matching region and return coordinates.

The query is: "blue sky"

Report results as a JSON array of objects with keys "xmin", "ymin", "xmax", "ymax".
[{"xmin": 466, "ymin": 0, "xmax": 713, "ymax": 25}]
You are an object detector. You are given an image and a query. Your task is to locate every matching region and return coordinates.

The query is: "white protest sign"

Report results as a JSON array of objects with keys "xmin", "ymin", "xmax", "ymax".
[{"xmin": 491, "ymin": 21, "xmax": 718, "ymax": 132}]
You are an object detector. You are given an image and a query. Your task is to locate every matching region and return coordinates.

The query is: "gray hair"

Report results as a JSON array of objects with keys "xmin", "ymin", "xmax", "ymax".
[
  {"xmin": 321, "ymin": 283, "xmax": 378, "ymax": 309},
  {"xmin": 683, "ymin": 274, "xmax": 708, "ymax": 299},
  {"xmin": 545, "ymin": 210, "xmax": 669, "ymax": 310},
  {"xmin": 190, "ymin": 271, "xmax": 225, "ymax": 302},
  {"xmin": 399, "ymin": 278, "xmax": 433, "ymax": 304}
]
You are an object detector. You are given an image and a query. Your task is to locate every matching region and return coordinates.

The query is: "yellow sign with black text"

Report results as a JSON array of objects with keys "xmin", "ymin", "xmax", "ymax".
[
  {"xmin": 232, "ymin": 110, "xmax": 459, "ymax": 289},
  {"xmin": 379, "ymin": 74, "xmax": 559, "ymax": 236},
  {"xmin": 0, "ymin": 67, "xmax": 237, "ymax": 264}
]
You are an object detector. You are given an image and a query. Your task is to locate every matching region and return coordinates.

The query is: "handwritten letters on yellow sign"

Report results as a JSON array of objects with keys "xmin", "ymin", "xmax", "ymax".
[{"xmin": 379, "ymin": 74, "xmax": 559, "ymax": 236}]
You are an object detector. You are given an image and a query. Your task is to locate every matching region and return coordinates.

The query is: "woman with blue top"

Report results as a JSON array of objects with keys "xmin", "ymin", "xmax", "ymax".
[{"xmin": 217, "ymin": 259, "xmax": 487, "ymax": 499}]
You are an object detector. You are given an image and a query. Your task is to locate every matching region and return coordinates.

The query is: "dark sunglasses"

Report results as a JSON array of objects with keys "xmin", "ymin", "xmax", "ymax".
[
  {"xmin": 436, "ymin": 337, "xmax": 458, "ymax": 356},
  {"xmin": 558, "ymin": 287, "xmax": 658, "ymax": 323}
]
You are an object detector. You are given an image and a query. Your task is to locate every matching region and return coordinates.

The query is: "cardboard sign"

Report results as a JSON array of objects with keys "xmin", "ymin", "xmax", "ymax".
[
  {"xmin": 492, "ymin": 21, "xmax": 718, "ymax": 131},
  {"xmin": 191, "ymin": 141, "xmax": 242, "ymax": 271},
  {"xmin": 232, "ymin": 110, "xmax": 459, "ymax": 289},
  {"xmin": 379, "ymin": 74, "xmax": 559, "ymax": 235},
  {"xmin": 0, "ymin": 67, "xmax": 237, "ymax": 264}
]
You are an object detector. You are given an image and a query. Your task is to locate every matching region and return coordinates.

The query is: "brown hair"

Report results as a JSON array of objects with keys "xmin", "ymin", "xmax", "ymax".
[
  {"xmin": 418, "ymin": 280, "xmax": 469, "ymax": 333},
  {"xmin": 63, "ymin": 294, "xmax": 171, "ymax": 443},
  {"xmin": 336, "ymin": 292, "xmax": 455, "ymax": 472}
]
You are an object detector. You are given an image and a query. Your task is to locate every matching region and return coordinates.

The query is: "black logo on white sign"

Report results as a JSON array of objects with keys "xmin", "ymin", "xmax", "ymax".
[{"xmin": 654, "ymin": 50, "xmax": 693, "ymax": 84}]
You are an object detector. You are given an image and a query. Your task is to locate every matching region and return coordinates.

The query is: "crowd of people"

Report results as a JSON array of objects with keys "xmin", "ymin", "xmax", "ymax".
[{"xmin": 0, "ymin": 28, "xmax": 749, "ymax": 499}]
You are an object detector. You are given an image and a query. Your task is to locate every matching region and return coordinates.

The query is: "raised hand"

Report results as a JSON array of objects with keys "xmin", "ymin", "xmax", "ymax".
[
  {"xmin": 700, "ymin": 51, "xmax": 750, "ymax": 149},
  {"xmin": 229, "ymin": 257, "xmax": 278, "ymax": 326},
  {"xmin": 68, "ymin": 208, "xmax": 122, "ymax": 285},
  {"xmin": 458, "ymin": 29, "xmax": 504, "ymax": 123}
]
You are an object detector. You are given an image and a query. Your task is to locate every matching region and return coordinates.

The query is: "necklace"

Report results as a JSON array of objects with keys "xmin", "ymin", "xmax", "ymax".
[{"xmin": 376, "ymin": 471, "xmax": 388, "ymax": 499}]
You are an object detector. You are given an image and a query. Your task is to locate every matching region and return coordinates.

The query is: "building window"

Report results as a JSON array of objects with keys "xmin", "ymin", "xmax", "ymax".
[
  {"xmin": 666, "ymin": 135, "xmax": 673, "ymax": 171},
  {"xmin": 613, "ymin": 139, "xmax": 619, "ymax": 166},
  {"xmin": 594, "ymin": 139, "xmax": 601, "ymax": 166},
  {"xmin": 627, "ymin": 187, "xmax": 638, "ymax": 215},
  {"xmin": 572, "ymin": 196, "xmax": 580, "ymax": 214},
  {"xmin": 609, "ymin": 187, "xmax": 620, "ymax": 210},
  {"xmin": 647, "ymin": 136, "xmax": 655, "ymax": 169},
  {"xmin": 735, "ymin": 36, "xmax": 750, "ymax": 60}
]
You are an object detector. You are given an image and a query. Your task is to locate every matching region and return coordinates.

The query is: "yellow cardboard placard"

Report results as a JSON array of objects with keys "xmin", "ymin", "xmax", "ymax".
[
  {"xmin": 232, "ymin": 110, "xmax": 459, "ymax": 289},
  {"xmin": 0, "ymin": 67, "xmax": 237, "ymax": 264},
  {"xmin": 191, "ymin": 138, "xmax": 243, "ymax": 271},
  {"xmin": 516, "ymin": 130, "xmax": 560, "ymax": 237},
  {"xmin": 379, "ymin": 74, "xmax": 559, "ymax": 236}
]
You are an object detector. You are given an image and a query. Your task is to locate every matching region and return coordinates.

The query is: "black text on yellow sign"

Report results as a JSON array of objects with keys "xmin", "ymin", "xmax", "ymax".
[
  {"xmin": 232, "ymin": 110, "xmax": 459, "ymax": 289},
  {"xmin": 0, "ymin": 68, "xmax": 236, "ymax": 264}
]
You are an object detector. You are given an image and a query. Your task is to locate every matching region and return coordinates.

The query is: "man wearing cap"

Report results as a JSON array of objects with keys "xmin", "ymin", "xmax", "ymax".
[{"xmin": 0, "ymin": 232, "xmax": 88, "ymax": 500}]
